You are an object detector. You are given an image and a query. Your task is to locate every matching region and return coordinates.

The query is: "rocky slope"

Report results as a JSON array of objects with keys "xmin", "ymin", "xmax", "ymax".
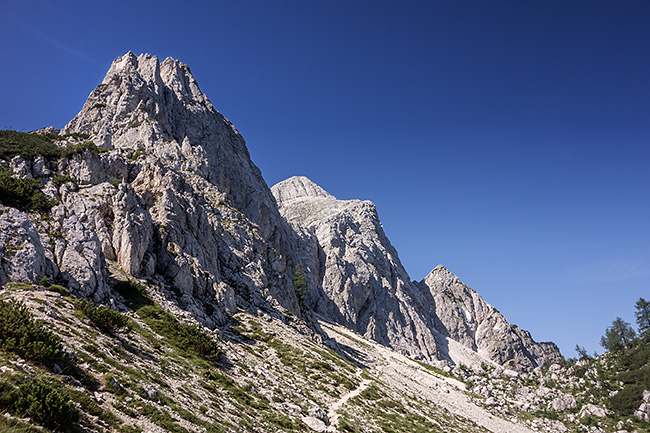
[
  {"xmin": 2, "ymin": 281, "xmax": 647, "ymax": 433},
  {"xmin": 0, "ymin": 281, "xmax": 535, "ymax": 433},
  {"xmin": 272, "ymin": 176, "xmax": 560, "ymax": 372}
]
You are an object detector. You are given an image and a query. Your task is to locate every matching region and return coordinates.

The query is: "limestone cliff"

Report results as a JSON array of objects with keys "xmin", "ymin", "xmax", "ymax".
[
  {"xmin": 419, "ymin": 265, "xmax": 562, "ymax": 371},
  {"xmin": 1, "ymin": 52, "xmax": 301, "ymax": 326},
  {"xmin": 272, "ymin": 176, "xmax": 561, "ymax": 371},
  {"xmin": 272, "ymin": 176, "xmax": 442, "ymax": 363}
]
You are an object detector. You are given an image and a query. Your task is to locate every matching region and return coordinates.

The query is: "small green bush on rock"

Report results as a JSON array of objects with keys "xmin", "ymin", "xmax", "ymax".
[
  {"xmin": 0, "ymin": 299, "xmax": 62, "ymax": 365},
  {"xmin": 0, "ymin": 130, "xmax": 62, "ymax": 161},
  {"xmin": 137, "ymin": 304, "xmax": 221, "ymax": 361},
  {"xmin": 52, "ymin": 173, "xmax": 76, "ymax": 188},
  {"xmin": 75, "ymin": 299, "xmax": 132, "ymax": 334},
  {"xmin": 0, "ymin": 167, "xmax": 54, "ymax": 213},
  {"xmin": 9, "ymin": 376, "xmax": 79, "ymax": 429}
]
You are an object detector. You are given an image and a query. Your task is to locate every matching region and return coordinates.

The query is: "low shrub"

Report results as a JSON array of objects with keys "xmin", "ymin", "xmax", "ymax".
[
  {"xmin": 137, "ymin": 304, "xmax": 221, "ymax": 361},
  {"xmin": 609, "ymin": 384, "xmax": 644, "ymax": 416},
  {"xmin": 75, "ymin": 299, "xmax": 132, "ymax": 334},
  {"xmin": 0, "ymin": 130, "xmax": 106, "ymax": 163},
  {"xmin": 0, "ymin": 299, "xmax": 62, "ymax": 365},
  {"xmin": 0, "ymin": 167, "xmax": 54, "ymax": 213},
  {"xmin": 0, "ymin": 130, "xmax": 61, "ymax": 161},
  {"xmin": 9, "ymin": 376, "xmax": 79, "ymax": 429},
  {"xmin": 52, "ymin": 173, "xmax": 76, "ymax": 188},
  {"xmin": 47, "ymin": 284, "xmax": 70, "ymax": 296},
  {"xmin": 62, "ymin": 141, "xmax": 107, "ymax": 158},
  {"xmin": 114, "ymin": 279, "xmax": 153, "ymax": 310}
]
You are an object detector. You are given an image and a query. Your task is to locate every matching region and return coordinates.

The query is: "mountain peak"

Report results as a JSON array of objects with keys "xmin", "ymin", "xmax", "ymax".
[
  {"xmin": 63, "ymin": 52, "xmax": 219, "ymax": 149},
  {"xmin": 424, "ymin": 264, "xmax": 461, "ymax": 286},
  {"xmin": 271, "ymin": 176, "xmax": 335, "ymax": 206}
]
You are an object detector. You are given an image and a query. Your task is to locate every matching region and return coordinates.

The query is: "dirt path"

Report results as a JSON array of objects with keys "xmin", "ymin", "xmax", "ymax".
[
  {"xmin": 326, "ymin": 369, "xmax": 371, "ymax": 429},
  {"xmin": 320, "ymin": 321, "xmax": 539, "ymax": 433}
]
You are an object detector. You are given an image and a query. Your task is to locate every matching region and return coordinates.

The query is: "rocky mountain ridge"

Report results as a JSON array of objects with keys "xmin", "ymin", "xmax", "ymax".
[
  {"xmin": 2, "ymin": 52, "xmax": 304, "ymax": 330},
  {"xmin": 1, "ymin": 52, "xmax": 559, "ymax": 371},
  {"xmin": 272, "ymin": 175, "xmax": 561, "ymax": 371}
]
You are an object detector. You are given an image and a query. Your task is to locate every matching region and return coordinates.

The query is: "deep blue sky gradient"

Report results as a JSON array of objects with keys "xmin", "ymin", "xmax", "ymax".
[{"xmin": 2, "ymin": 0, "xmax": 649, "ymax": 357}]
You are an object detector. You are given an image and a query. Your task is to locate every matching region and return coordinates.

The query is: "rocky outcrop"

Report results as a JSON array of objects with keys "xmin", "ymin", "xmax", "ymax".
[
  {"xmin": 418, "ymin": 265, "xmax": 562, "ymax": 370},
  {"xmin": 0, "ymin": 207, "xmax": 56, "ymax": 285},
  {"xmin": 62, "ymin": 52, "xmax": 280, "ymax": 240},
  {"xmin": 634, "ymin": 390, "xmax": 650, "ymax": 422},
  {"xmin": 272, "ymin": 176, "xmax": 442, "ymax": 362},
  {"xmin": 2, "ymin": 52, "xmax": 302, "ymax": 323}
]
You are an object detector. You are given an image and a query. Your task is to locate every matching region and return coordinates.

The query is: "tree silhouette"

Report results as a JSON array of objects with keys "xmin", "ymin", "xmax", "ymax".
[
  {"xmin": 635, "ymin": 297, "xmax": 650, "ymax": 339},
  {"xmin": 293, "ymin": 264, "xmax": 307, "ymax": 303},
  {"xmin": 600, "ymin": 317, "xmax": 636, "ymax": 352}
]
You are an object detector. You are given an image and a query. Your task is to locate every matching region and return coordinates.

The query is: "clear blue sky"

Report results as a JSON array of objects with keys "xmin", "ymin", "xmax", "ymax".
[{"xmin": 2, "ymin": 0, "xmax": 649, "ymax": 358}]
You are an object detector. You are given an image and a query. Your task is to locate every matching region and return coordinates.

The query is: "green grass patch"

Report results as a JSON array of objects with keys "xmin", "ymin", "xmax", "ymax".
[
  {"xmin": 137, "ymin": 304, "xmax": 221, "ymax": 362},
  {"xmin": 204, "ymin": 369, "xmax": 269, "ymax": 410}
]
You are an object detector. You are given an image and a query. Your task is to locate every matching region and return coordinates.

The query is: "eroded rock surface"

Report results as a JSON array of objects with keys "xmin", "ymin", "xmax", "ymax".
[
  {"xmin": 419, "ymin": 265, "xmax": 562, "ymax": 370},
  {"xmin": 3, "ymin": 52, "xmax": 302, "ymax": 324},
  {"xmin": 273, "ymin": 176, "xmax": 561, "ymax": 371}
]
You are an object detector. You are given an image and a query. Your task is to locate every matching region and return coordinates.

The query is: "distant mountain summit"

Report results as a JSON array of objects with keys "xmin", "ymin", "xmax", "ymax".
[
  {"xmin": 419, "ymin": 265, "xmax": 562, "ymax": 370},
  {"xmin": 1, "ymin": 53, "xmax": 559, "ymax": 373},
  {"xmin": 273, "ymin": 175, "xmax": 443, "ymax": 363},
  {"xmin": 271, "ymin": 176, "xmax": 334, "ymax": 203}
]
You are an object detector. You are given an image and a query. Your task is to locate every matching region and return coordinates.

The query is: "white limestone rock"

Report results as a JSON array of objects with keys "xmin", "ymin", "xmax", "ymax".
[
  {"xmin": 58, "ymin": 52, "xmax": 302, "ymax": 318},
  {"xmin": 419, "ymin": 265, "xmax": 562, "ymax": 371},
  {"xmin": 551, "ymin": 394, "xmax": 577, "ymax": 412},
  {"xmin": 0, "ymin": 207, "xmax": 54, "ymax": 284},
  {"xmin": 273, "ymin": 176, "xmax": 442, "ymax": 362},
  {"xmin": 579, "ymin": 403, "xmax": 608, "ymax": 419},
  {"xmin": 32, "ymin": 156, "xmax": 51, "ymax": 178},
  {"xmin": 634, "ymin": 390, "xmax": 650, "ymax": 422},
  {"xmin": 10, "ymin": 156, "xmax": 32, "ymax": 179},
  {"xmin": 273, "ymin": 176, "xmax": 561, "ymax": 371}
]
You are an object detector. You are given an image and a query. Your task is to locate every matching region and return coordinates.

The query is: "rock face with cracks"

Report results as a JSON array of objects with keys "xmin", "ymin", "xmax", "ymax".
[
  {"xmin": 3, "ymin": 52, "xmax": 301, "ymax": 324},
  {"xmin": 418, "ymin": 265, "xmax": 563, "ymax": 371},
  {"xmin": 272, "ymin": 176, "xmax": 443, "ymax": 363},
  {"xmin": 272, "ymin": 176, "xmax": 561, "ymax": 371}
]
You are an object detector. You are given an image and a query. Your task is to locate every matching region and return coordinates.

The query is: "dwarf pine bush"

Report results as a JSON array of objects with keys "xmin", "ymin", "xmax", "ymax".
[{"xmin": 0, "ymin": 299, "xmax": 62, "ymax": 365}]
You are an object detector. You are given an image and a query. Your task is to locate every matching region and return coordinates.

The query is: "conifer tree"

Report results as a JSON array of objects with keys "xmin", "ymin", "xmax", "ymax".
[
  {"xmin": 293, "ymin": 264, "xmax": 307, "ymax": 303},
  {"xmin": 600, "ymin": 317, "xmax": 636, "ymax": 352},
  {"xmin": 635, "ymin": 297, "xmax": 650, "ymax": 339}
]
